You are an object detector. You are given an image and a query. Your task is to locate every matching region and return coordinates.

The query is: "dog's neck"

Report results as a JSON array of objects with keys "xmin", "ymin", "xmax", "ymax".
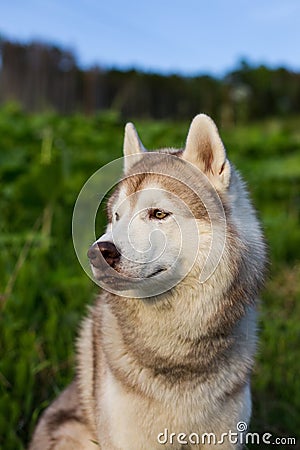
[{"xmin": 97, "ymin": 275, "xmax": 255, "ymax": 389}]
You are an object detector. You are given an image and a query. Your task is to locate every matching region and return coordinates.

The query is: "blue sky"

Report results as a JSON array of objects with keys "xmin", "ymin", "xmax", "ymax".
[{"xmin": 1, "ymin": 0, "xmax": 299, "ymax": 75}]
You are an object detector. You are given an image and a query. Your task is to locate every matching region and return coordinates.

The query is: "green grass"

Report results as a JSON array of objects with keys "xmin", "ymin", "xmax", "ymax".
[{"xmin": 0, "ymin": 104, "xmax": 299, "ymax": 449}]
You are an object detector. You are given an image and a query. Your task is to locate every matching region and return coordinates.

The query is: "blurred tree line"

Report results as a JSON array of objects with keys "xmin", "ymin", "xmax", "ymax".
[{"xmin": 1, "ymin": 37, "xmax": 300, "ymax": 123}]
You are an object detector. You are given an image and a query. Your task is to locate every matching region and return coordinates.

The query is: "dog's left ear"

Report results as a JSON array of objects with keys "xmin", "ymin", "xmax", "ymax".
[
  {"xmin": 123, "ymin": 122, "xmax": 146, "ymax": 172},
  {"xmin": 183, "ymin": 114, "xmax": 231, "ymax": 190}
]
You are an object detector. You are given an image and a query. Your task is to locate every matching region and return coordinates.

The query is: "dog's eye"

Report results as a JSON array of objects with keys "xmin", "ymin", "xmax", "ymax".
[
  {"xmin": 115, "ymin": 212, "xmax": 119, "ymax": 221},
  {"xmin": 150, "ymin": 209, "xmax": 169, "ymax": 220}
]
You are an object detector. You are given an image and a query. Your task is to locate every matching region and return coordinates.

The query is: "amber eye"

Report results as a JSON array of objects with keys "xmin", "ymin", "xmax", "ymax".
[{"xmin": 151, "ymin": 209, "xmax": 169, "ymax": 220}]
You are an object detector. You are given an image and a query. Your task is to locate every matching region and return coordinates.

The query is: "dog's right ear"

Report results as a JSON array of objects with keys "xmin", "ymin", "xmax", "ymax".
[{"xmin": 123, "ymin": 122, "xmax": 146, "ymax": 172}]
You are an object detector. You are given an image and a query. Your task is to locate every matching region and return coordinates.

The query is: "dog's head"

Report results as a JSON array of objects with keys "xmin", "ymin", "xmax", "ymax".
[{"xmin": 88, "ymin": 115, "xmax": 231, "ymax": 297}]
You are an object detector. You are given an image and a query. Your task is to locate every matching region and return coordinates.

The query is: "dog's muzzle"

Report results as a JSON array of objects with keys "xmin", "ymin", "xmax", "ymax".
[{"xmin": 88, "ymin": 241, "xmax": 120, "ymax": 269}]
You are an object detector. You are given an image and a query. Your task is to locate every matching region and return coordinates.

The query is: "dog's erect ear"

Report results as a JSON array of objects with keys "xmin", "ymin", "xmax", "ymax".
[
  {"xmin": 183, "ymin": 114, "xmax": 231, "ymax": 190},
  {"xmin": 123, "ymin": 122, "xmax": 146, "ymax": 172}
]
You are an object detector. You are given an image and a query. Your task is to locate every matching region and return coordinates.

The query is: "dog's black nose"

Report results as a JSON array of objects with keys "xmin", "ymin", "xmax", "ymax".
[{"xmin": 88, "ymin": 241, "xmax": 120, "ymax": 268}]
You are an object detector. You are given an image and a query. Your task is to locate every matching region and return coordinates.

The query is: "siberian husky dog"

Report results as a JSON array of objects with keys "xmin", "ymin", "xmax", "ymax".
[{"xmin": 29, "ymin": 114, "xmax": 266, "ymax": 449}]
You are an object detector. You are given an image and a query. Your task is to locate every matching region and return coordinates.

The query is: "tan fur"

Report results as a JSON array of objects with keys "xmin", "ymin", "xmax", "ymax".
[{"xmin": 29, "ymin": 114, "xmax": 266, "ymax": 450}]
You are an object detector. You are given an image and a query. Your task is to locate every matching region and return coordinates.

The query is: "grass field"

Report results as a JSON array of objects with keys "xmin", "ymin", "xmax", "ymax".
[{"xmin": 0, "ymin": 103, "xmax": 299, "ymax": 449}]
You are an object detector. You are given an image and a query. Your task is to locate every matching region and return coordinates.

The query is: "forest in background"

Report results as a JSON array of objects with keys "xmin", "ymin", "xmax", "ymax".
[{"xmin": 1, "ymin": 37, "xmax": 300, "ymax": 122}]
